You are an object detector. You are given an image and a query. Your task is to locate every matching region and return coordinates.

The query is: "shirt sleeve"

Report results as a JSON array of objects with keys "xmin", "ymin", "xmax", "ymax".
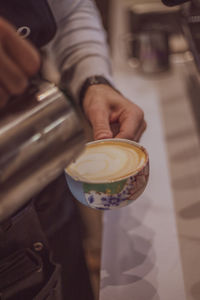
[{"xmin": 47, "ymin": 0, "xmax": 113, "ymax": 102}]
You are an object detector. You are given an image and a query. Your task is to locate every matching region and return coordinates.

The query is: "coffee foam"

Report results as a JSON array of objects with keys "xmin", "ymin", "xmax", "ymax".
[{"xmin": 66, "ymin": 141, "xmax": 146, "ymax": 183}]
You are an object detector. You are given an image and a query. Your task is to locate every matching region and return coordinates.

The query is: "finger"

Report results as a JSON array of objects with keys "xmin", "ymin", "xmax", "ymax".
[
  {"xmin": 88, "ymin": 107, "xmax": 113, "ymax": 140},
  {"xmin": 0, "ymin": 18, "xmax": 40, "ymax": 76},
  {"xmin": 134, "ymin": 120, "xmax": 147, "ymax": 142},
  {"xmin": 0, "ymin": 45, "xmax": 28, "ymax": 95},
  {"xmin": 115, "ymin": 114, "xmax": 143, "ymax": 140},
  {"xmin": 110, "ymin": 121, "xmax": 120, "ymax": 137},
  {"xmin": 0, "ymin": 86, "xmax": 9, "ymax": 109}
]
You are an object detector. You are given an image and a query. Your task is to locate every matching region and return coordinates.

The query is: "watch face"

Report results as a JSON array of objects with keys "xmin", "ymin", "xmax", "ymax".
[{"xmin": 162, "ymin": 0, "xmax": 190, "ymax": 6}]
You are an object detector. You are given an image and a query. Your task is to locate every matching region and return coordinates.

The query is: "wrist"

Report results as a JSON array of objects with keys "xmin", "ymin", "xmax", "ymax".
[{"xmin": 79, "ymin": 75, "xmax": 119, "ymax": 106}]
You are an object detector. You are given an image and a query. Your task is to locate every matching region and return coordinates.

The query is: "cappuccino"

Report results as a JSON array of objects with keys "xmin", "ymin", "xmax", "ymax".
[{"xmin": 66, "ymin": 140, "xmax": 147, "ymax": 183}]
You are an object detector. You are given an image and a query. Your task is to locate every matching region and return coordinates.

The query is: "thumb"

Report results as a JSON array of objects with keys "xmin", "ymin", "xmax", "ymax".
[{"xmin": 89, "ymin": 108, "xmax": 113, "ymax": 140}]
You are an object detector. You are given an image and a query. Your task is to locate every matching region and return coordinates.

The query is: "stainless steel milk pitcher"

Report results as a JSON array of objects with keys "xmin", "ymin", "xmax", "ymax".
[{"xmin": 0, "ymin": 79, "xmax": 88, "ymax": 222}]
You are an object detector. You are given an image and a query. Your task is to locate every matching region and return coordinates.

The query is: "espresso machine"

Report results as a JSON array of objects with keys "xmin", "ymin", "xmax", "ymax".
[
  {"xmin": 126, "ymin": 0, "xmax": 200, "ymax": 74},
  {"xmin": 162, "ymin": 0, "xmax": 200, "ymax": 134},
  {"xmin": 126, "ymin": 0, "xmax": 181, "ymax": 74},
  {"xmin": 162, "ymin": 0, "xmax": 200, "ymax": 66},
  {"xmin": 0, "ymin": 79, "xmax": 89, "ymax": 222}
]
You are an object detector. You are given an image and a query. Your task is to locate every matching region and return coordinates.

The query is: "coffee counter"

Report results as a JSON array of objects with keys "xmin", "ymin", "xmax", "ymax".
[
  {"xmin": 99, "ymin": 0, "xmax": 200, "ymax": 299},
  {"xmin": 100, "ymin": 67, "xmax": 186, "ymax": 300}
]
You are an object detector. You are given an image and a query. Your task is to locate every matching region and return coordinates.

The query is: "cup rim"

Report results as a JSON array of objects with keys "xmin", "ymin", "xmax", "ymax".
[{"xmin": 65, "ymin": 138, "xmax": 149, "ymax": 184}]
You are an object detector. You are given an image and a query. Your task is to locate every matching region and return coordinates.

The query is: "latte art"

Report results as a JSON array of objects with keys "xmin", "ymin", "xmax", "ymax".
[{"xmin": 66, "ymin": 140, "xmax": 146, "ymax": 183}]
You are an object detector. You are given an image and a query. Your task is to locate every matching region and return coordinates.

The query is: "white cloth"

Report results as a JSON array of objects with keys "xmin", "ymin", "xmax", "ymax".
[{"xmin": 45, "ymin": 0, "xmax": 113, "ymax": 102}]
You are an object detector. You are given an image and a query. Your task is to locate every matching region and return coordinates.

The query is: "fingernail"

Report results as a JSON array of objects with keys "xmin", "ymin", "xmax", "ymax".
[{"xmin": 95, "ymin": 133, "xmax": 113, "ymax": 140}]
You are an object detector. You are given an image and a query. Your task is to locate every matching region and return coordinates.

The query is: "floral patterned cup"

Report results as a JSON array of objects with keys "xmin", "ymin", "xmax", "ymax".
[{"xmin": 65, "ymin": 139, "xmax": 149, "ymax": 210}]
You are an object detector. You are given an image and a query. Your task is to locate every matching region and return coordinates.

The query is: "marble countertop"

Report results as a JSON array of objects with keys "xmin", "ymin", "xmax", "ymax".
[
  {"xmin": 100, "ymin": 66, "xmax": 186, "ymax": 300},
  {"xmin": 100, "ymin": 1, "xmax": 200, "ymax": 299}
]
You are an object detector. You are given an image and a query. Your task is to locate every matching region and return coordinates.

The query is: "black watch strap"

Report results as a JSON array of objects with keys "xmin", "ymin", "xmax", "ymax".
[
  {"xmin": 161, "ymin": 0, "xmax": 189, "ymax": 6},
  {"xmin": 79, "ymin": 75, "xmax": 117, "ymax": 105}
]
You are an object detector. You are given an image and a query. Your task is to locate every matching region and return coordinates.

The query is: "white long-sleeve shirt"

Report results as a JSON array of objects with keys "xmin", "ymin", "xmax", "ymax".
[{"xmin": 45, "ymin": 0, "xmax": 113, "ymax": 102}]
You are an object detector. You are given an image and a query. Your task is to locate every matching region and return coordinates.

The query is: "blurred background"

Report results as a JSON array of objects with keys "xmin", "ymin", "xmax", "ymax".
[{"xmin": 90, "ymin": 1, "xmax": 200, "ymax": 300}]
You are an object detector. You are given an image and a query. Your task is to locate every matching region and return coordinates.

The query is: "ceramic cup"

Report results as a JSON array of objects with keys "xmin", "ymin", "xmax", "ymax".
[{"xmin": 65, "ymin": 138, "xmax": 149, "ymax": 210}]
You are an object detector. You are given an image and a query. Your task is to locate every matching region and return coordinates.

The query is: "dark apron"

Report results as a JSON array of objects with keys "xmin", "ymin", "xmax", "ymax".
[
  {"xmin": 0, "ymin": 2, "xmax": 72, "ymax": 299},
  {"xmin": 0, "ymin": 0, "xmax": 57, "ymax": 47},
  {"xmin": 0, "ymin": 2, "xmax": 94, "ymax": 299},
  {"xmin": 0, "ymin": 203, "xmax": 62, "ymax": 300}
]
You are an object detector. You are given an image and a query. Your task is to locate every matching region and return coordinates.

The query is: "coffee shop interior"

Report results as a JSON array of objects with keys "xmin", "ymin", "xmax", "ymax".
[
  {"xmin": 1, "ymin": 0, "xmax": 200, "ymax": 300},
  {"xmin": 93, "ymin": 0, "xmax": 200, "ymax": 299}
]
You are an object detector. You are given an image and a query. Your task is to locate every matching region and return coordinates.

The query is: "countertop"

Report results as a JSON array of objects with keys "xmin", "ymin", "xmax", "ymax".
[{"xmin": 100, "ymin": 1, "xmax": 200, "ymax": 299}]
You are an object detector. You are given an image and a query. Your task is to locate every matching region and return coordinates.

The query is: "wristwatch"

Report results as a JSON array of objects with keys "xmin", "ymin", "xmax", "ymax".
[
  {"xmin": 161, "ymin": 0, "xmax": 189, "ymax": 6},
  {"xmin": 79, "ymin": 75, "xmax": 116, "ymax": 105}
]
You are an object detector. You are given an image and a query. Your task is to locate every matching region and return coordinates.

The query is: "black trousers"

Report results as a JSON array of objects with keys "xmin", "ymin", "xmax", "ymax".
[{"xmin": 0, "ymin": 175, "xmax": 94, "ymax": 300}]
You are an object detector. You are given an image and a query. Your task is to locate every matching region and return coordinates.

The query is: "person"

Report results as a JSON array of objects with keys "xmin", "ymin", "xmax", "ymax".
[{"xmin": 0, "ymin": 1, "xmax": 146, "ymax": 299}]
